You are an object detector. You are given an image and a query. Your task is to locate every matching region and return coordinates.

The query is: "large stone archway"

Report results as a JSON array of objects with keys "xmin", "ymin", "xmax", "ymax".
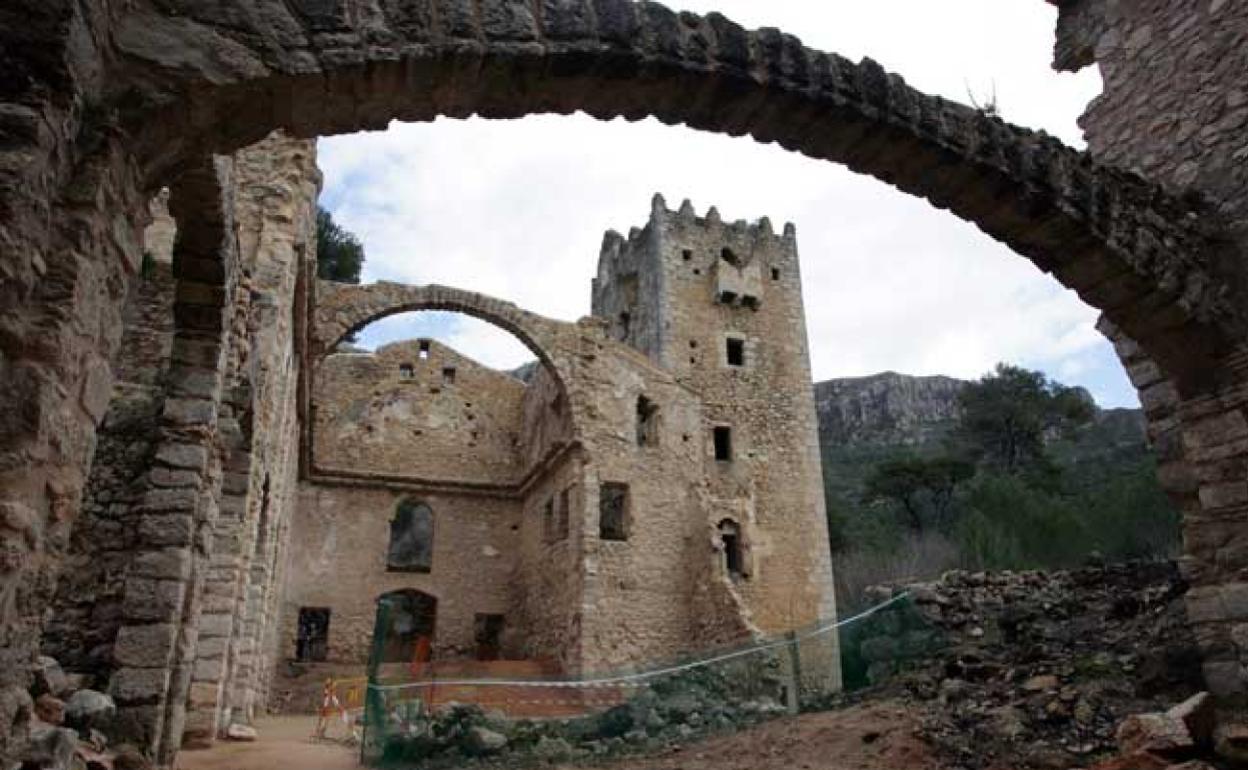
[{"xmin": 1, "ymin": 1, "xmax": 1247, "ymax": 765}]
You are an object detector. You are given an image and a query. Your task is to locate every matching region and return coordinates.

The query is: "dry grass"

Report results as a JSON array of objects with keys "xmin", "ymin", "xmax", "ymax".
[{"xmin": 834, "ymin": 532, "xmax": 960, "ymax": 613}]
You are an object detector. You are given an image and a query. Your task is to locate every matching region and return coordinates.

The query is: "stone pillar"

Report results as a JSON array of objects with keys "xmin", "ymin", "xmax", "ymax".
[
  {"xmin": 107, "ymin": 156, "xmax": 238, "ymax": 763},
  {"xmin": 183, "ymin": 391, "xmax": 252, "ymax": 747}
]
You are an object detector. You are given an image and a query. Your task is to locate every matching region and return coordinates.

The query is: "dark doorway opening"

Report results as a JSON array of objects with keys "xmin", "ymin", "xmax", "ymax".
[
  {"xmin": 474, "ymin": 614, "xmax": 505, "ymax": 661},
  {"xmin": 375, "ymin": 589, "xmax": 437, "ymax": 664},
  {"xmin": 296, "ymin": 607, "xmax": 330, "ymax": 662}
]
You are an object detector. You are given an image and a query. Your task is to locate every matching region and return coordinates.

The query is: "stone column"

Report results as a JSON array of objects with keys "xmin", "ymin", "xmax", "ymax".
[{"xmin": 107, "ymin": 156, "xmax": 239, "ymax": 763}]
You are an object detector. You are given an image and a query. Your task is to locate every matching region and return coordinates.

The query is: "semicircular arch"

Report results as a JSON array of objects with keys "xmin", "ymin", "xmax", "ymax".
[
  {"xmin": 312, "ymin": 281, "xmax": 568, "ymax": 388},
  {"xmin": 125, "ymin": 1, "xmax": 1244, "ymax": 395}
]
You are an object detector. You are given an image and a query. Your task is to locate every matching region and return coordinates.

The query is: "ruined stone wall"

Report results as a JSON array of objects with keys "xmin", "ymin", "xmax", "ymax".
[
  {"xmin": 566, "ymin": 335, "xmax": 725, "ymax": 672},
  {"xmin": 512, "ymin": 454, "xmax": 585, "ymax": 668},
  {"xmin": 519, "ymin": 360, "xmax": 575, "ymax": 471},
  {"xmin": 184, "ymin": 134, "xmax": 317, "ymax": 744},
  {"xmin": 280, "ymin": 484, "xmax": 523, "ymax": 663},
  {"xmin": 5, "ymin": 3, "xmax": 1247, "ymax": 764},
  {"xmin": 313, "ymin": 340, "xmax": 528, "ymax": 483},
  {"xmin": 41, "ymin": 225, "xmax": 178, "ymax": 680},
  {"xmin": 1052, "ymin": 0, "xmax": 1248, "ymax": 696},
  {"xmin": 593, "ymin": 198, "xmax": 837, "ymax": 665},
  {"xmin": 592, "ymin": 225, "xmax": 666, "ymax": 357}
]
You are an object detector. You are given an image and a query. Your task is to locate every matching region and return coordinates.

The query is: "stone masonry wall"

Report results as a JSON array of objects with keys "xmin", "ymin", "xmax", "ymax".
[
  {"xmin": 282, "ymin": 484, "xmax": 523, "ymax": 663},
  {"xmin": 183, "ymin": 133, "xmax": 317, "ymax": 746},
  {"xmin": 5, "ymin": 4, "xmax": 1247, "ymax": 764},
  {"xmin": 313, "ymin": 340, "xmax": 528, "ymax": 483},
  {"xmin": 1052, "ymin": 0, "xmax": 1248, "ymax": 695},
  {"xmin": 41, "ymin": 231, "xmax": 178, "ymax": 681},
  {"xmin": 593, "ymin": 196, "xmax": 838, "ymax": 685}
]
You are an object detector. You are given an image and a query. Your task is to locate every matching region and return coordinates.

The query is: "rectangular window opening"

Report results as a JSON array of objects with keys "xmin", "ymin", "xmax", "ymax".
[
  {"xmin": 399, "ymin": 363, "xmax": 415, "ymax": 380},
  {"xmin": 713, "ymin": 426, "xmax": 733, "ymax": 462},
  {"xmin": 442, "ymin": 367, "xmax": 456, "ymax": 385},
  {"xmin": 771, "ymin": 267, "xmax": 781, "ymax": 281},
  {"xmin": 636, "ymin": 395, "xmax": 660, "ymax": 447},
  {"xmin": 599, "ymin": 483, "xmax": 630, "ymax": 541},
  {"xmin": 682, "ymin": 249, "xmax": 693, "ymax": 261},
  {"xmin": 718, "ymin": 290, "xmax": 738, "ymax": 305},
  {"xmin": 726, "ymin": 338, "xmax": 745, "ymax": 367},
  {"xmin": 418, "ymin": 340, "xmax": 431, "ymax": 360},
  {"xmin": 296, "ymin": 607, "xmax": 330, "ymax": 662}
]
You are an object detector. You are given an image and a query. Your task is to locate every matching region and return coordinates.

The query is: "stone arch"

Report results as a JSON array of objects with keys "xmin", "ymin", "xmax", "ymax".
[
  {"xmin": 3, "ymin": 11, "xmax": 1248, "ymax": 768},
  {"xmin": 373, "ymin": 588, "xmax": 438, "ymax": 665},
  {"xmin": 101, "ymin": 1, "xmax": 1248, "ymax": 698},
  {"xmin": 117, "ymin": 1, "xmax": 1243, "ymax": 397},
  {"xmin": 311, "ymin": 280, "xmax": 570, "ymax": 389}
]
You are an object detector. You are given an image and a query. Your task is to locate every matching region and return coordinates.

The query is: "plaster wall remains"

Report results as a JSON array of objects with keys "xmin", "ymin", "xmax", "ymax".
[{"xmin": 313, "ymin": 340, "xmax": 528, "ymax": 483}]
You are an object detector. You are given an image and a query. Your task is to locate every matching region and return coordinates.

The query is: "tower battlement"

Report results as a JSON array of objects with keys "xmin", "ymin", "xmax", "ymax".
[{"xmin": 592, "ymin": 193, "xmax": 806, "ymax": 369}]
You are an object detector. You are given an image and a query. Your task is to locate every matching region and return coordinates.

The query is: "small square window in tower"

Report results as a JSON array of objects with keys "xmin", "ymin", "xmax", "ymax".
[
  {"xmin": 296, "ymin": 607, "xmax": 330, "ymax": 662},
  {"xmin": 418, "ymin": 340, "xmax": 431, "ymax": 360},
  {"xmin": 713, "ymin": 426, "xmax": 733, "ymax": 462},
  {"xmin": 474, "ymin": 614, "xmax": 505, "ymax": 661},
  {"xmin": 636, "ymin": 395, "xmax": 660, "ymax": 447},
  {"xmin": 599, "ymin": 483, "xmax": 630, "ymax": 541},
  {"xmin": 399, "ymin": 363, "xmax": 414, "ymax": 380},
  {"xmin": 726, "ymin": 338, "xmax": 745, "ymax": 367},
  {"xmin": 442, "ymin": 367, "xmax": 456, "ymax": 385}
]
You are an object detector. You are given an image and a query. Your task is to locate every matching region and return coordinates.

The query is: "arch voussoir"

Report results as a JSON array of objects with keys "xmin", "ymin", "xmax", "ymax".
[{"xmin": 310, "ymin": 280, "xmax": 564, "ymax": 377}]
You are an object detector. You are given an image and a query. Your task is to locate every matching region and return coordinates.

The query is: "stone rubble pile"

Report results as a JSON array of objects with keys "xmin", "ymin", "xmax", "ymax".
[
  {"xmin": 856, "ymin": 561, "xmax": 1206, "ymax": 769},
  {"xmin": 376, "ymin": 667, "xmax": 790, "ymax": 766},
  {"xmin": 18, "ymin": 656, "xmax": 149, "ymax": 770}
]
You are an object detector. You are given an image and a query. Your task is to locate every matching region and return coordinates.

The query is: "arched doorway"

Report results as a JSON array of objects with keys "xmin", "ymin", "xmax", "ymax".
[{"xmin": 372, "ymin": 589, "xmax": 438, "ymax": 666}]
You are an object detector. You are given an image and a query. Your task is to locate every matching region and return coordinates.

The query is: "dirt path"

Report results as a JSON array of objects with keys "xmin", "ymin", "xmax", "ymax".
[
  {"xmin": 174, "ymin": 701, "xmax": 945, "ymax": 770},
  {"xmin": 175, "ymin": 715, "xmax": 358, "ymax": 770},
  {"xmin": 556, "ymin": 701, "xmax": 946, "ymax": 770}
]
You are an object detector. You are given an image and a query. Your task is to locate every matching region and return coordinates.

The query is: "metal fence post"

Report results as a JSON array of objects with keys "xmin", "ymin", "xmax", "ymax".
[{"xmin": 784, "ymin": 630, "xmax": 802, "ymax": 715}]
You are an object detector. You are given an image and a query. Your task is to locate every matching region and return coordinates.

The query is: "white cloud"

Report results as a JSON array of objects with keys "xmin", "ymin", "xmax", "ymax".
[{"xmin": 318, "ymin": 1, "xmax": 1140, "ymax": 407}]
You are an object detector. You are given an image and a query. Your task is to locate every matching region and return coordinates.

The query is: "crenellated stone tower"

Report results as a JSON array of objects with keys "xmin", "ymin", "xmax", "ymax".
[{"xmin": 594, "ymin": 194, "xmax": 838, "ymax": 656}]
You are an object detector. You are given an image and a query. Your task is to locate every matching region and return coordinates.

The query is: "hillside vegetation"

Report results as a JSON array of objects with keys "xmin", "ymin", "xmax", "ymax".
[{"xmin": 815, "ymin": 365, "xmax": 1180, "ymax": 610}]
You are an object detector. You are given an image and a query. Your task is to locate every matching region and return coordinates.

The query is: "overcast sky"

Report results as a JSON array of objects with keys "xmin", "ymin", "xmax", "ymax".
[{"xmin": 317, "ymin": 1, "xmax": 1138, "ymax": 406}]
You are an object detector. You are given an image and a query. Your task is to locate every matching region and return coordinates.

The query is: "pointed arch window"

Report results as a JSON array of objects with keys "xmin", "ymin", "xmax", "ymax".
[{"xmin": 388, "ymin": 500, "xmax": 434, "ymax": 573}]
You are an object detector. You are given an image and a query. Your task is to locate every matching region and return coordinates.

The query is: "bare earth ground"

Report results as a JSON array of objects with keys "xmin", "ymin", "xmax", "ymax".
[
  {"xmin": 175, "ymin": 715, "xmax": 359, "ymax": 770},
  {"xmin": 174, "ymin": 702, "xmax": 946, "ymax": 770}
]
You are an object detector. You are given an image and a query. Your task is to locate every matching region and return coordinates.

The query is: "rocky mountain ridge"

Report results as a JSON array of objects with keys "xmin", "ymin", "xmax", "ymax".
[
  {"xmin": 814, "ymin": 371, "xmax": 1150, "ymax": 505},
  {"xmin": 814, "ymin": 370, "xmax": 1146, "ymax": 451}
]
